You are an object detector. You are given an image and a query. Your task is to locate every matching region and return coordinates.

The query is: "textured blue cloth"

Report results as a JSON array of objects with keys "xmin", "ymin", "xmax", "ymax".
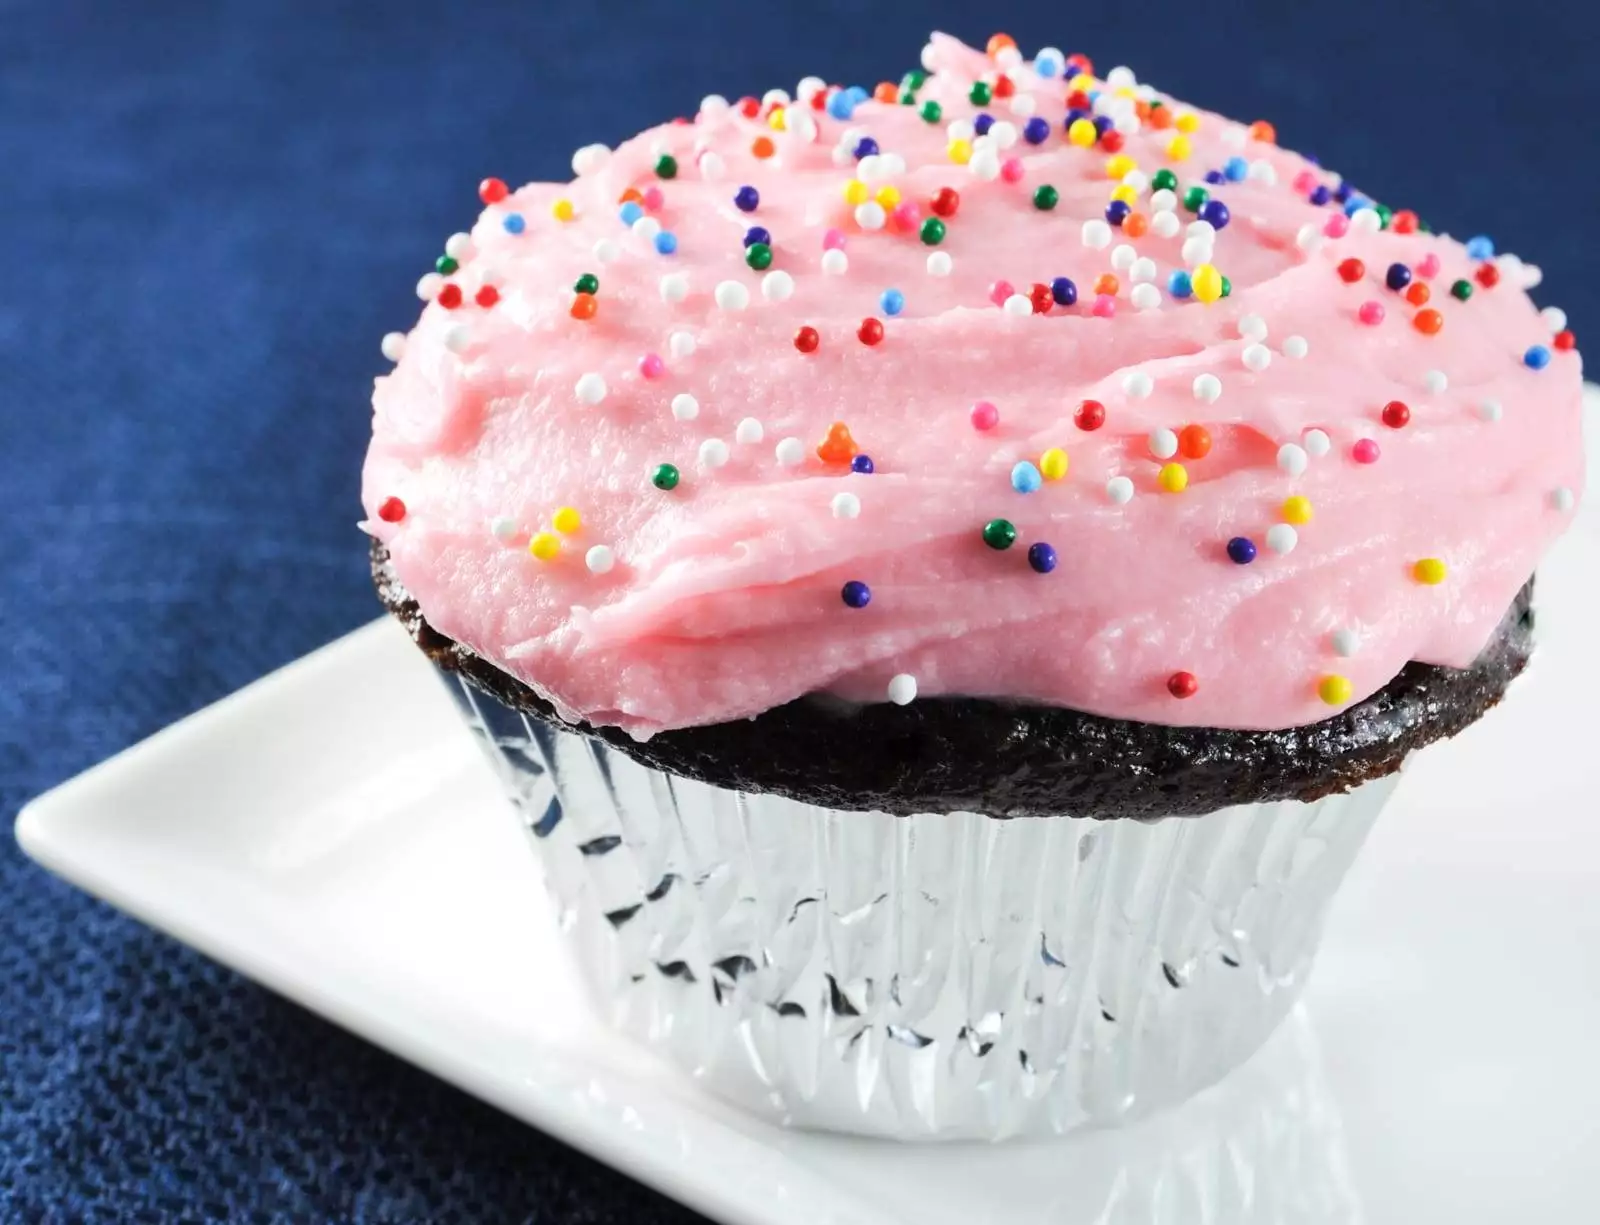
[{"xmin": 2, "ymin": 0, "xmax": 1590, "ymax": 1218}]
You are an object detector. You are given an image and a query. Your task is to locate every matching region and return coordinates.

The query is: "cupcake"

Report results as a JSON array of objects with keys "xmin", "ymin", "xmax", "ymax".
[{"xmin": 362, "ymin": 32, "xmax": 1583, "ymax": 1138}]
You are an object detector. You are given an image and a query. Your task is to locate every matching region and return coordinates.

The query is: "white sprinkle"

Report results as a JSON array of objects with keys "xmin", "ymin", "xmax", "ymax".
[
  {"xmin": 775, "ymin": 437, "xmax": 805, "ymax": 467},
  {"xmin": 1265, "ymin": 524, "xmax": 1298, "ymax": 555},
  {"xmin": 1150, "ymin": 210, "xmax": 1181, "ymax": 239},
  {"xmin": 1186, "ymin": 220, "xmax": 1217, "ymax": 241},
  {"xmin": 1221, "ymin": 126, "xmax": 1248, "ymax": 149},
  {"xmin": 670, "ymin": 393, "xmax": 699, "ymax": 421},
  {"xmin": 831, "ymin": 492, "xmax": 861, "ymax": 519},
  {"xmin": 1149, "ymin": 428, "xmax": 1179, "ymax": 459},
  {"xmin": 761, "ymin": 270, "xmax": 795, "ymax": 302},
  {"xmin": 787, "ymin": 111, "xmax": 818, "ymax": 142},
  {"xmin": 1246, "ymin": 159, "xmax": 1277, "ymax": 186},
  {"xmin": 585, "ymin": 545, "xmax": 616, "ymax": 574},
  {"xmin": 659, "ymin": 273, "xmax": 689, "ymax": 303},
  {"xmin": 735, "ymin": 417, "xmax": 764, "ymax": 444},
  {"xmin": 380, "ymin": 332, "xmax": 407, "ymax": 362},
  {"xmin": 995, "ymin": 44, "xmax": 1023, "ymax": 70},
  {"xmin": 970, "ymin": 149, "xmax": 1001, "ymax": 181},
  {"xmin": 795, "ymin": 76, "xmax": 824, "ymax": 100},
  {"xmin": 1122, "ymin": 169, "xmax": 1150, "ymax": 193},
  {"xmin": 1303, "ymin": 428, "xmax": 1331, "ymax": 457},
  {"xmin": 926, "ymin": 251, "xmax": 953, "ymax": 277},
  {"xmin": 1003, "ymin": 293, "xmax": 1033, "ymax": 317},
  {"xmin": 571, "ymin": 143, "xmax": 610, "ymax": 176},
  {"xmin": 990, "ymin": 121, "xmax": 1019, "ymax": 149},
  {"xmin": 575, "ymin": 372, "xmax": 607, "ymax": 405},
  {"xmin": 881, "ymin": 154, "xmax": 907, "ymax": 178},
  {"xmin": 441, "ymin": 324, "xmax": 471, "ymax": 353},
  {"xmin": 1081, "ymin": 219, "xmax": 1113, "ymax": 250},
  {"xmin": 857, "ymin": 154, "xmax": 884, "ymax": 182},
  {"xmin": 1192, "ymin": 373, "xmax": 1222, "ymax": 403},
  {"xmin": 490, "ymin": 516, "xmax": 519, "ymax": 542},
  {"xmin": 699, "ymin": 438, "xmax": 730, "ymax": 468},
  {"xmin": 887, "ymin": 673, "xmax": 919, "ymax": 706},
  {"xmin": 1110, "ymin": 243, "xmax": 1137, "ymax": 273},
  {"xmin": 1149, "ymin": 188, "xmax": 1178, "ymax": 213},
  {"xmin": 1129, "ymin": 257, "xmax": 1159, "ymax": 284},
  {"xmin": 1123, "ymin": 372, "xmax": 1154, "ymax": 400},
  {"xmin": 947, "ymin": 118, "xmax": 975, "ymax": 142},
  {"xmin": 1008, "ymin": 92, "xmax": 1037, "ymax": 117},
  {"xmin": 1477, "ymin": 399, "xmax": 1504, "ymax": 423},
  {"xmin": 1242, "ymin": 343, "xmax": 1272, "ymax": 372},
  {"xmin": 1282, "ymin": 335, "xmax": 1309, "ymax": 359},
  {"xmin": 1181, "ymin": 236, "xmax": 1215, "ymax": 267},
  {"xmin": 762, "ymin": 88, "xmax": 790, "ymax": 107},
  {"xmin": 1277, "ymin": 443, "xmax": 1308, "ymax": 477},
  {"xmin": 631, "ymin": 215, "xmax": 662, "ymax": 241},
  {"xmin": 855, "ymin": 201, "xmax": 887, "ymax": 231},
  {"xmin": 714, "ymin": 280, "xmax": 750, "ymax": 311},
  {"xmin": 830, "ymin": 144, "xmax": 855, "ymax": 168},
  {"xmin": 668, "ymin": 331, "xmax": 696, "ymax": 359},
  {"xmin": 415, "ymin": 272, "xmax": 444, "ymax": 301},
  {"xmin": 1131, "ymin": 284, "xmax": 1162, "ymax": 311},
  {"xmin": 1552, "ymin": 487, "xmax": 1576, "ymax": 512},
  {"xmin": 1349, "ymin": 208, "xmax": 1382, "ymax": 233},
  {"xmin": 1423, "ymin": 369, "xmax": 1448, "ymax": 395},
  {"xmin": 699, "ymin": 93, "xmax": 730, "ymax": 115},
  {"xmin": 821, "ymin": 249, "xmax": 849, "ymax": 275},
  {"xmin": 444, "ymin": 232, "xmax": 474, "ymax": 261},
  {"xmin": 593, "ymin": 238, "xmax": 622, "ymax": 264},
  {"xmin": 920, "ymin": 39, "xmax": 938, "ymax": 70},
  {"xmin": 1542, "ymin": 306, "xmax": 1568, "ymax": 334},
  {"xmin": 1331, "ymin": 628, "xmax": 1361, "ymax": 657},
  {"xmin": 1294, "ymin": 223, "xmax": 1323, "ymax": 253},
  {"xmin": 1238, "ymin": 314, "xmax": 1268, "ymax": 342},
  {"xmin": 1106, "ymin": 476, "xmax": 1135, "ymax": 504},
  {"xmin": 698, "ymin": 151, "xmax": 726, "ymax": 180}
]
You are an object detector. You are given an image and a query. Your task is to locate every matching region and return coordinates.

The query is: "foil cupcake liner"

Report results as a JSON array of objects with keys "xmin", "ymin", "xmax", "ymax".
[{"xmin": 445, "ymin": 673, "xmax": 1397, "ymax": 1140}]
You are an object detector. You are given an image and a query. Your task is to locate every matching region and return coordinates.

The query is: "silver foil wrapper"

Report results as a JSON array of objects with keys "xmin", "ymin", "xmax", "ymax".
[{"xmin": 446, "ymin": 674, "xmax": 1397, "ymax": 1140}]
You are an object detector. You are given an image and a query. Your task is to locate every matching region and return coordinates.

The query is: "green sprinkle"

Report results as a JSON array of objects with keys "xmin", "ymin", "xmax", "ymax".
[
  {"xmin": 1450, "ymin": 278, "xmax": 1474, "ymax": 302},
  {"xmin": 1220, "ymin": 275, "xmax": 1232, "ymax": 298},
  {"xmin": 919, "ymin": 216, "xmax": 946, "ymax": 246},
  {"xmin": 982, "ymin": 518, "xmax": 1018, "ymax": 550},
  {"xmin": 920, "ymin": 100, "xmax": 943, "ymax": 123},
  {"xmin": 651, "ymin": 463, "xmax": 680, "ymax": 491},
  {"xmin": 1182, "ymin": 185, "xmax": 1209, "ymax": 212},
  {"xmin": 903, "ymin": 69, "xmax": 927, "ymax": 91},
  {"xmin": 745, "ymin": 242, "xmax": 773, "ymax": 271},
  {"xmin": 573, "ymin": 273, "xmax": 599, "ymax": 295},
  {"xmin": 1033, "ymin": 184, "xmax": 1059, "ymax": 211},
  {"xmin": 435, "ymin": 255, "xmax": 459, "ymax": 276},
  {"xmin": 1375, "ymin": 203, "xmax": 1394, "ymax": 230},
  {"xmin": 969, "ymin": 81, "xmax": 992, "ymax": 105},
  {"xmin": 1151, "ymin": 168, "xmax": 1179, "ymax": 192},
  {"xmin": 654, "ymin": 154, "xmax": 678, "ymax": 179}
]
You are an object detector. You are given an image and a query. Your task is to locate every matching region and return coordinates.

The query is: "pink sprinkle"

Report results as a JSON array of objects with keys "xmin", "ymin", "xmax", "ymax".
[
  {"xmin": 1292, "ymin": 169, "xmax": 1318, "ymax": 193},
  {"xmin": 1352, "ymin": 438, "xmax": 1381, "ymax": 464},
  {"xmin": 1000, "ymin": 157, "xmax": 1025, "ymax": 184},
  {"xmin": 1092, "ymin": 294, "xmax": 1117, "ymax": 318},
  {"xmin": 641, "ymin": 186, "xmax": 665, "ymax": 212},
  {"xmin": 1417, "ymin": 252, "xmax": 1441, "ymax": 279},
  {"xmin": 989, "ymin": 279, "xmax": 1015, "ymax": 306},
  {"xmin": 1323, "ymin": 213, "xmax": 1350, "ymax": 238},
  {"xmin": 970, "ymin": 400, "xmax": 999, "ymax": 431},
  {"xmin": 1358, "ymin": 300, "xmax": 1386, "ymax": 326},
  {"xmin": 822, "ymin": 227, "xmax": 846, "ymax": 251},
  {"xmin": 891, "ymin": 201, "xmax": 922, "ymax": 232},
  {"xmin": 639, "ymin": 353, "xmax": 665, "ymax": 379}
]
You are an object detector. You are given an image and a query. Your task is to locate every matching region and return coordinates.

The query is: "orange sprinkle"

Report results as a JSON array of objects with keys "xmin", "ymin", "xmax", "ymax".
[
  {"xmin": 874, "ymin": 81, "xmax": 898, "ymax": 103},
  {"xmin": 1414, "ymin": 308, "xmax": 1444, "ymax": 335},
  {"xmin": 1249, "ymin": 120, "xmax": 1277, "ymax": 144},
  {"xmin": 817, "ymin": 421, "xmax": 858, "ymax": 464},
  {"xmin": 751, "ymin": 135, "xmax": 776, "ymax": 159},
  {"xmin": 1123, "ymin": 212, "xmax": 1149, "ymax": 238},
  {"xmin": 1149, "ymin": 107, "xmax": 1173, "ymax": 130},
  {"xmin": 1135, "ymin": 100, "xmax": 1153, "ymax": 121},
  {"xmin": 1405, "ymin": 282, "xmax": 1431, "ymax": 306},
  {"xmin": 986, "ymin": 33, "xmax": 1017, "ymax": 56},
  {"xmin": 1094, "ymin": 273, "xmax": 1120, "ymax": 297},
  {"xmin": 1178, "ymin": 424, "xmax": 1212, "ymax": 459},
  {"xmin": 570, "ymin": 292, "xmax": 597, "ymax": 320},
  {"xmin": 618, "ymin": 187, "xmax": 643, "ymax": 205}
]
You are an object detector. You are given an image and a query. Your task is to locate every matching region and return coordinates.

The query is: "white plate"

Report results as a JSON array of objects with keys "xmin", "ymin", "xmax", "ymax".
[{"xmin": 17, "ymin": 396, "xmax": 1600, "ymax": 1225}]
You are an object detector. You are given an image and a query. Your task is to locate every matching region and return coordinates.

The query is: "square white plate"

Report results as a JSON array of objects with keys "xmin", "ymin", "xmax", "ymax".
[{"xmin": 17, "ymin": 395, "xmax": 1600, "ymax": 1224}]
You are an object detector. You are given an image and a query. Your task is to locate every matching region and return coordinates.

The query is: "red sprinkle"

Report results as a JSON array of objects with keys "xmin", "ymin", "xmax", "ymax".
[
  {"xmin": 1337, "ymin": 258, "xmax": 1366, "ymax": 284},
  {"xmin": 1100, "ymin": 129, "xmax": 1125, "ymax": 154},
  {"xmin": 1066, "ymin": 89, "xmax": 1091, "ymax": 110},
  {"xmin": 475, "ymin": 285, "xmax": 500, "ymax": 308},
  {"xmin": 930, "ymin": 187, "xmax": 961, "ymax": 218},
  {"xmin": 1476, "ymin": 262, "xmax": 1501, "ymax": 288},
  {"xmin": 1381, "ymin": 400, "xmax": 1411, "ymax": 429},
  {"xmin": 1029, "ymin": 282, "xmax": 1054, "ymax": 314},
  {"xmin": 1178, "ymin": 424, "xmax": 1212, "ymax": 459},
  {"xmin": 1167, "ymin": 671, "xmax": 1199, "ymax": 700},
  {"xmin": 436, "ymin": 283, "xmax": 463, "ymax": 309},
  {"xmin": 1390, "ymin": 210, "xmax": 1419, "ymax": 234},
  {"xmin": 794, "ymin": 325, "xmax": 820, "ymax": 353},
  {"xmin": 478, "ymin": 178, "xmax": 509, "ymax": 204},
  {"xmin": 738, "ymin": 96, "xmax": 760, "ymax": 118},
  {"xmin": 993, "ymin": 74, "xmax": 1015, "ymax": 98},
  {"xmin": 1066, "ymin": 53, "xmax": 1094, "ymax": 75},
  {"xmin": 1554, "ymin": 329, "xmax": 1577, "ymax": 351},
  {"xmin": 378, "ymin": 497, "xmax": 407, "ymax": 523},
  {"xmin": 1413, "ymin": 308, "xmax": 1444, "ymax": 335},
  {"xmin": 1075, "ymin": 399, "xmax": 1106, "ymax": 431},
  {"xmin": 857, "ymin": 317, "xmax": 885, "ymax": 346}
]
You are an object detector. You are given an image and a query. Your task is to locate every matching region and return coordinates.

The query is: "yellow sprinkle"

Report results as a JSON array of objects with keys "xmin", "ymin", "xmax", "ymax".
[
  {"xmin": 1413, "ymin": 557, "xmax": 1448, "ymax": 585},
  {"xmin": 1158, "ymin": 462, "xmax": 1188, "ymax": 493},
  {"xmin": 874, "ymin": 185, "xmax": 901, "ymax": 209},
  {"xmin": 1110, "ymin": 183, "xmax": 1137, "ymax": 206},
  {"xmin": 529, "ymin": 531, "xmax": 560, "ymax": 561},
  {"xmin": 1113, "ymin": 86, "xmax": 1137, "ymax": 100},
  {"xmin": 1067, "ymin": 74, "xmax": 1095, "ymax": 93},
  {"xmin": 1166, "ymin": 134, "xmax": 1192, "ymax": 162},
  {"xmin": 1039, "ymin": 448, "xmax": 1069, "ymax": 480},
  {"xmin": 1104, "ymin": 153, "xmax": 1137, "ymax": 180},
  {"xmin": 843, "ymin": 179, "xmax": 869, "ymax": 205},
  {"xmin": 1174, "ymin": 111, "xmax": 1200, "ymax": 134},
  {"xmin": 1318, "ymin": 674, "xmax": 1353, "ymax": 706},
  {"xmin": 1191, "ymin": 264, "xmax": 1224, "ymax": 303},
  {"xmin": 1282, "ymin": 495, "xmax": 1314, "ymax": 525},
  {"xmin": 550, "ymin": 198, "xmax": 575, "ymax": 222},
  {"xmin": 947, "ymin": 138, "xmax": 973, "ymax": 165},
  {"xmin": 768, "ymin": 107, "xmax": 787, "ymax": 131},
  {"xmin": 1067, "ymin": 118, "xmax": 1098, "ymax": 147},
  {"xmin": 552, "ymin": 506, "xmax": 582, "ymax": 535}
]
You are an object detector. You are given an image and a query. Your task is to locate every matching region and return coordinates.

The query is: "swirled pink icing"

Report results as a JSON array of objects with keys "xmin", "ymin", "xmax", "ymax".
[{"xmin": 362, "ymin": 32, "xmax": 1584, "ymax": 738}]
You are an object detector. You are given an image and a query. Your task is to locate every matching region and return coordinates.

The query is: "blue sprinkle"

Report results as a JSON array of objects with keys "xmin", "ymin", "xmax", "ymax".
[
  {"xmin": 1050, "ymin": 276, "xmax": 1077, "ymax": 306},
  {"xmin": 1308, "ymin": 185, "xmax": 1331, "ymax": 207},
  {"xmin": 654, "ymin": 231, "xmax": 677, "ymax": 255},
  {"xmin": 501, "ymin": 213, "xmax": 526, "ymax": 235},
  {"xmin": 879, "ymin": 288, "xmax": 905, "ymax": 317},
  {"xmin": 1199, "ymin": 199, "xmax": 1230, "ymax": 230},
  {"xmin": 974, "ymin": 112, "xmax": 995, "ymax": 136},
  {"xmin": 1087, "ymin": 88, "xmax": 1102, "ymax": 102},
  {"xmin": 1385, "ymin": 262, "xmax": 1413, "ymax": 291},
  {"xmin": 840, "ymin": 580, "xmax": 872, "ymax": 609},
  {"xmin": 1028, "ymin": 542, "xmax": 1058, "ymax": 574},
  {"xmin": 827, "ymin": 91, "xmax": 857, "ymax": 120},
  {"xmin": 1466, "ymin": 235, "xmax": 1495, "ymax": 260},
  {"xmin": 851, "ymin": 454, "xmax": 875, "ymax": 474},
  {"xmin": 733, "ymin": 185, "xmax": 759, "ymax": 213},
  {"xmin": 1223, "ymin": 157, "xmax": 1248, "ymax": 182},
  {"xmin": 1204, "ymin": 169, "xmax": 1225, "ymax": 185},
  {"xmin": 1023, "ymin": 116, "xmax": 1051, "ymax": 145},
  {"xmin": 1011, "ymin": 461, "xmax": 1043, "ymax": 494},
  {"xmin": 853, "ymin": 137, "xmax": 879, "ymax": 160},
  {"xmin": 844, "ymin": 85, "xmax": 869, "ymax": 103},
  {"xmin": 1343, "ymin": 194, "xmax": 1373, "ymax": 216},
  {"xmin": 1092, "ymin": 114, "xmax": 1113, "ymax": 136},
  {"xmin": 1525, "ymin": 345, "xmax": 1552, "ymax": 370},
  {"xmin": 743, "ymin": 225, "xmax": 771, "ymax": 248},
  {"xmin": 1167, "ymin": 270, "xmax": 1194, "ymax": 299},
  {"xmin": 1226, "ymin": 536, "xmax": 1258, "ymax": 565},
  {"xmin": 1105, "ymin": 199, "xmax": 1131, "ymax": 227},
  {"xmin": 1063, "ymin": 107, "xmax": 1089, "ymax": 129},
  {"xmin": 1333, "ymin": 181, "xmax": 1354, "ymax": 204},
  {"xmin": 619, "ymin": 201, "xmax": 644, "ymax": 225},
  {"xmin": 1034, "ymin": 49, "xmax": 1065, "ymax": 78}
]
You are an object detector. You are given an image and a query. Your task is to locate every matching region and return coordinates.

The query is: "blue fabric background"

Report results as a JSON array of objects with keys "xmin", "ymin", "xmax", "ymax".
[{"xmin": 2, "ymin": 0, "xmax": 1590, "ymax": 1218}]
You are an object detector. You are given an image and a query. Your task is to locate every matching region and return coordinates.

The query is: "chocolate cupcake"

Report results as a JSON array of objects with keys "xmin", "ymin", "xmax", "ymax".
[{"xmin": 362, "ymin": 31, "xmax": 1584, "ymax": 1138}]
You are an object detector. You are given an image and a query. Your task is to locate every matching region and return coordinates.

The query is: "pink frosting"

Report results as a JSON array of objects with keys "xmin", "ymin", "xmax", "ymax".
[{"xmin": 362, "ymin": 33, "xmax": 1585, "ymax": 738}]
